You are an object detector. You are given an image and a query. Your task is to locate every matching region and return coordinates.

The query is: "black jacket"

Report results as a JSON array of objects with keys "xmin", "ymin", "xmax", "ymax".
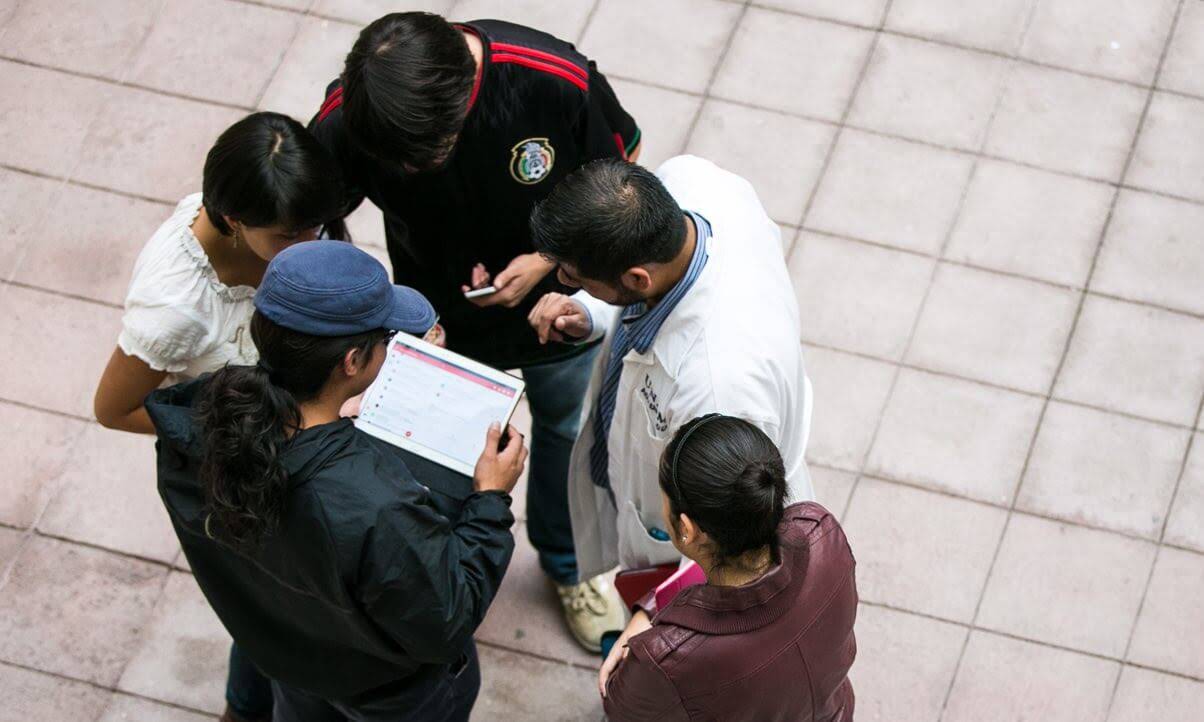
[
  {"xmin": 310, "ymin": 19, "xmax": 639, "ymax": 369},
  {"xmin": 147, "ymin": 378, "xmax": 515, "ymax": 701}
]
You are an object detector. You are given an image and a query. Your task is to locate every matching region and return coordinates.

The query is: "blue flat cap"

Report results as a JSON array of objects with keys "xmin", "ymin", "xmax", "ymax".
[{"xmin": 254, "ymin": 241, "xmax": 436, "ymax": 336}]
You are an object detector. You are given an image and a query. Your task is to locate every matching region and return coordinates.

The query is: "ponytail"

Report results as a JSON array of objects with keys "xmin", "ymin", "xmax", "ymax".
[
  {"xmin": 659, "ymin": 415, "xmax": 788, "ymax": 566},
  {"xmin": 195, "ymin": 312, "xmax": 386, "ymax": 547},
  {"xmin": 195, "ymin": 364, "xmax": 299, "ymax": 546}
]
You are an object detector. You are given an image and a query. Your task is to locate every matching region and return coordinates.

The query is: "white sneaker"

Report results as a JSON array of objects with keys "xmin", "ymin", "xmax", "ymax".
[{"xmin": 555, "ymin": 576, "xmax": 627, "ymax": 653}]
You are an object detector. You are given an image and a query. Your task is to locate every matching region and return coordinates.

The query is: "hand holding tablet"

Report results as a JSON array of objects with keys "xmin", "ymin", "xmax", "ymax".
[{"xmin": 355, "ymin": 333, "xmax": 526, "ymax": 476}]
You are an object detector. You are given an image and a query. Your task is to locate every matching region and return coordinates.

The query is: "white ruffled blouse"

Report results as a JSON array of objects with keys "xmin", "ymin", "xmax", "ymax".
[{"xmin": 118, "ymin": 193, "xmax": 258, "ymax": 379}]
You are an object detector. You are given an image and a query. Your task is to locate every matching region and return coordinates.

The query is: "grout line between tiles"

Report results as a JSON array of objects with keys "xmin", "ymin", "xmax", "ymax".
[
  {"xmin": 251, "ymin": 2, "xmax": 311, "ymax": 109},
  {"xmin": 679, "ymin": 0, "xmax": 753, "ymax": 154},
  {"xmin": 474, "ymin": 639, "xmax": 599, "ymax": 674},
  {"xmin": 1105, "ymin": 380, "xmax": 1204, "ymax": 720},
  {"xmin": 0, "ymin": 658, "xmax": 216, "ymax": 719},
  {"xmin": 857, "ymin": 599, "xmax": 1204, "ymax": 685}
]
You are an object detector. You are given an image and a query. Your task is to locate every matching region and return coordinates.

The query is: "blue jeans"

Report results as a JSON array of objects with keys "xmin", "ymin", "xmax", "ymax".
[
  {"xmin": 227, "ymin": 642, "xmax": 274, "ymax": 719},
  {"xmin": 521, "ymin": 345, "xmax": 600, "ymax": 586}
]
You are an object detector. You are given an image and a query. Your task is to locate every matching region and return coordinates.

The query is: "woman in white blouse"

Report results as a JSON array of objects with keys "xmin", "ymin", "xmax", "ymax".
[
  {"xmin": 93, "ymin": 111, "xmax": 346, "ymax": 722},
  {"xmin": 94, "ymin": 111, "xmax": 346, "ymax": 436}
]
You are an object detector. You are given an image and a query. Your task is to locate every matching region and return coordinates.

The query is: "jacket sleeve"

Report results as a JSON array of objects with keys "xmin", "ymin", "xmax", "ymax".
[
  {"xmin": 307, "ymin": 83, "xmax": 367, "ymax": 225},
  {"xmin": 604, "ymin": 643, "xmax": 690, "ymax": 722},
  {"xmin": 575, "ymin": 63, "xmax": 641, "ymax": 161},
  {"xmin": 356, "ymin": 491, "xmax": 516, "ymax": 664},
  {"xmin": 571, "ymin": 289, "xmax": 618, "ymax": 343}
]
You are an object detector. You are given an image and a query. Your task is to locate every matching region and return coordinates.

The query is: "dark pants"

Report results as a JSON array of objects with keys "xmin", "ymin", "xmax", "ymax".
[
  {"xmin": 521, "ymin": 345, "xmax": 600, "ymax": 585},
  {"xmin": 271, "ymin": 644, "xmax": 480, "ymax": 722},
  {"xmin": 227, "ymin": 642, "xmax": 274, "ymax": 719}
]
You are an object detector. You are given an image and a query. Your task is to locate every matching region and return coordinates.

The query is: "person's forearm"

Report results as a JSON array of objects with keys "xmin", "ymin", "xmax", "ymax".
[{"xmin": 96, "ymin": 405, "xmax": 156, "ymax": 434}]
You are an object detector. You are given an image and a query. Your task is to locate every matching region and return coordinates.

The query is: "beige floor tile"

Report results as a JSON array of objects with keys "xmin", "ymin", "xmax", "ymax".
[
  {"xmin": 849, "ymin": 35, "xmax": 1009, "ymax": 151},
  {"xmin": 1056, "ymin": 296, "xmax": 1204, "ymax": 426},
  {"xmin": 0, "ymin": 527, "xmax": 22, "ymax": 569},
  {"xmin": 99, "ymin": 694, "xmax": 211, "ymax": 722},
  {"xmin": 686, "ymin": 100, "xmax": 835, "ymax": 224},
  {"xmin": 0, "ymin": 402, "xmax": 86, "ymax": 529},
  {"xmin": 801, "ymin": 345, "xmax": 896, "ymax": 470},
  {"xmin": 11, "ymin": 184, "xmax": 167, "ymax": 306},
  {"xmin": 258, "ymin": 16, "xmax": 360, "ymax": 122},
  {"xmin": 985, "ymin": 64, "xmax": 1146, "ymax": 181},
  {"xmin": 311, "ymin": 0, "xmax": 453, "ymax": 24},
  {"xmin": 0, "ymin": 170, "xmax": 64, "ymax": 280},
  {"xmin": 1129, "ymin": 92, "xmax": 1204, "ymax": 204},
  {"xmin": 605, "ymin": 79, "xmax": 703, "ymax": 171},
  {"xmin": 808, "ymin": 466, "xmax": 856, "ymax": 519},
  {"xmin": 117, "ymin": 572, "xmax": 231, "ymax": 715},
  {"xmin": 38, "ymin": 423, "xmax": 179, "ymax": 563},
  {"xmin": 454, "ymin": 0, "xmax": 597, "ymax": 42},
  {"xmin": 0, "ymin": 61, "xmax": 113, "ymax": 177},
  {"xmin": 0, "ymin": 662, "xmax": 113, "ymax": 721},
  {"xmin": 471, "ymin": 644, "xmax": 601, "ymax": 721},
  {"xmin": 1092, "ymin": 190, "xmax": 1204, "ymax": 317},
  {"xmin": 0, "ymin": 537, "xmax": 166, "ymax": 686},
  {"xmin": 943, "ymin": 631, "xmax": 1119, "ymax": 722},
  {"xmin": 0, "ymin": 0, "xmax": 155, "ymax": 80},
  {"xmin": 945, "ymin": 159, "xmax": 1112, "ymax": 288},
  {"xmin": 1165, "ymin": 434, "xmax": 1204, "ymax": 553},
  {"xmin": 127, "ymin": 0, "xmax": 300, "ymax": 107},
  {"xmin": 978, "ymin": 514, "xmax": 1156, "ymax": 657},
  {"xmin": 346, "ymin": 200, "xmax": 388, "ymax": 249},
  {"xmin": 580, "ymin": 0, "xmax": 741, "ymax": 94},
  {"xmin": 886, "ymin": 0, "xmax": 1032, "ymax": 54},
  {"xmin": 907, "ymin": 264, "xmax": 1078, "ymax": 394},
  {"xmin": 757, "ymin": 0, "xmax": 888, "ymax": 27},
  {"xmin": 475, "ymin": 524, "xmax": 597, "ymax": 668},
  {"xmin": 1107, "ymin": 666, "xmax": 1204, "ymax": 722},
  {"xmin": 1128, "ymin": 546, "xmax": 1204, "ymax": 679},
  {"xmin": 1019, "ymin": 401, "xmax": 1188, "ymax": 539},
  {"xmin": 1159, "ymin": 0, "xmax": 1204, "ymax": 97},
  {"xmin": 790, "ymin": 232, "xmax": 934, "ymax": 360},
  {"xmin": 1020, "ymin": 0, "xmax": 1178, "ymax": 85},
  {"xmin": 72, "ymin": 86, "xmax": 244, "ymax": 203},
  {"xmin": 867, "ymin": 369, "xmax": 1042, "ymax": 505},
  {"xmin": 850, "ymin": 604, "xmax": 966, "ymax": 722},
  {"xmin": 807, "ymin": 129, "xmax": 974, "ymax": 254},
  {"xmin": 844, "ymin": 479, "xmax": 1006, "ymax": 621},
  {"xmin": 0, "ymin": 285, "xmax": 122, "ymax": 418},
  {"xmin": 711, "ymin": 8, "xmax": 873, "ymax": 122}
]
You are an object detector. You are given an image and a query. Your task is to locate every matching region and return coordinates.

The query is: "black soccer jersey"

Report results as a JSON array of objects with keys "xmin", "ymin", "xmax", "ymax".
[{"xmin": 310, "ymin": 19, "xmax": 640, "ymax": 369}]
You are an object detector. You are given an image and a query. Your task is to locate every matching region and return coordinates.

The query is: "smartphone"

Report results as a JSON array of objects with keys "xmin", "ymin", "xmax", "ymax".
[{"xmin": 464, "ymin": 285, "xmax": 498, "ymax": 299}]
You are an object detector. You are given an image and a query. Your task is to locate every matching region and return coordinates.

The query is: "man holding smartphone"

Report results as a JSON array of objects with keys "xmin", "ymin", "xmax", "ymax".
[{"xmin": 310, "ymin": 12, "xmax": 640, "ymax": 651}]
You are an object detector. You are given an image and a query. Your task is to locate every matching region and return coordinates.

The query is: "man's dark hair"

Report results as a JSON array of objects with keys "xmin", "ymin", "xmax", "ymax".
[
  {"xmin": 202, "ymin": 111, "xmax": 344, "ymax": 236},
  {"xmin": 341, "ymin": 12, "xmax": 475, "ymax": 172},
  {"xmin": 530, "ymin": 159, "xmax": 685, "ymax": 282}
]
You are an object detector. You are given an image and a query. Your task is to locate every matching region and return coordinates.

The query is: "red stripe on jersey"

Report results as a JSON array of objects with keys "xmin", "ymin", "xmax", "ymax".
[
  {"xmin": 467, "ymin": 57, "xmax": 483, "ymax": 110},
  {"xmin": 613, "ymin": 132, "xmax": 628, "ymax": 159},
  {"xmin": 491, "ymin": 42, "xmax": 588, "ymax": 81},
  {"xmin": 491, "ymin": 53, "xmax": 588, "ymax": 91},
  {"xmin": 318, "ymin": 86, "xmax": 343, "ymax": 122}
]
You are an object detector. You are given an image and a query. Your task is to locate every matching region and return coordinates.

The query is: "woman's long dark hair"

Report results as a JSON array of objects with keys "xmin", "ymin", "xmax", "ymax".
[
  {"xmin": 658, "ymin": 415, "xmax": 788, "ymax": 567},
  {"xmin": 202, "ymin": 111, "xmax": 348, "ymax": 239},
  {"xmin": 195, "ymin": 312, "xmax": 385, "ymax": 546}
]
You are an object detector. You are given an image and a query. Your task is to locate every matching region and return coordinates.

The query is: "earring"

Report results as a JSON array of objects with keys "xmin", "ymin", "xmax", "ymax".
[{"xmin": 232, "ymin": 225, "xmax": 243, "ymax": 249}]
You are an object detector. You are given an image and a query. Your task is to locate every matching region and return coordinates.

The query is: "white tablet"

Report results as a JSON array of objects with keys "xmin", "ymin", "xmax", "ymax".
[{"xmin": 354, "ymin": 333, "xmax": 526, "ymax": 476}]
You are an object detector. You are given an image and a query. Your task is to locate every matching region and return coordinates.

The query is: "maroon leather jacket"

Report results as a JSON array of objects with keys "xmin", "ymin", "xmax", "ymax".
[{"xmin": 603, "ymin": 502, "xmax": 858, "ymax": 722}]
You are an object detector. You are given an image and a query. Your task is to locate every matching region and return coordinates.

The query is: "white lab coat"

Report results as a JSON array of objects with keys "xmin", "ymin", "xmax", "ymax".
[{"xmin": 567, "ymin": 155, "xmax": 814, "ymax": 581}]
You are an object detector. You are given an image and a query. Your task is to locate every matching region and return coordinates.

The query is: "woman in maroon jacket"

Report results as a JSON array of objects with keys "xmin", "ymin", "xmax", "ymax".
[{"xmin": 599, "ymin": 414, "xmax": 858, "ymax": 722}]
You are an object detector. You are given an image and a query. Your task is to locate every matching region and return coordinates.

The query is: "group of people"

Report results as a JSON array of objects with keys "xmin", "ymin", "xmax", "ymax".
[{"xmin": 93, "ymin": 11, "xmax": 858, "ymax": 722}]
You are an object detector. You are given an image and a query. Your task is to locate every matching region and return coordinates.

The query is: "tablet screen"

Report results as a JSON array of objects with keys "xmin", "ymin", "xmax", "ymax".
[{"xmin": 356, "ymin": 335, "xmax": 525, "ymax": 475}]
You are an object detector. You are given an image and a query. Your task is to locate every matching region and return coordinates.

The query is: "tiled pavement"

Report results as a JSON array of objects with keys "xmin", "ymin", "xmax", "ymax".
[{"xmin": 1, "ymin": 0, "xmax": 1202, "ymax": 719}]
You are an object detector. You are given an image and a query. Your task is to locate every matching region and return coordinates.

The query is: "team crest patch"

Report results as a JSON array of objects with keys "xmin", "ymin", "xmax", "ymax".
[{"xmin": 509, "ymin": 137, "xmax": 555, "ymax": 184}]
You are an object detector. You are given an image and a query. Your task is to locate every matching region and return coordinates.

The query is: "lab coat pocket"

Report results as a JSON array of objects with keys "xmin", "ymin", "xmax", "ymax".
[{"xmin": 618, "ymin": 499, "xmax": 677, "ymax": 571}]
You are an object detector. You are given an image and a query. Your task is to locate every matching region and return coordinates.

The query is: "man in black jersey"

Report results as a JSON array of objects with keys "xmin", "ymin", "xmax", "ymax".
[{"xmin": 310, "ymin": 12, "xmax": 639, "ymax": 652}]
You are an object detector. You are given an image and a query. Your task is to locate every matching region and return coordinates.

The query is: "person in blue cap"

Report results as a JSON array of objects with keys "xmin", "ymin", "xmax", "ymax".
[{"xmin": 146, "ymin": 240, "xmax": 527, "ymax": 722}]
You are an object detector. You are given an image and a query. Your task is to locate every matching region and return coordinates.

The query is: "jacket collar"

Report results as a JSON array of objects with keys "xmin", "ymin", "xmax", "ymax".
[{"xmin": 654, "ymin": 508, "xmax": 811, "ymax": 635}]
